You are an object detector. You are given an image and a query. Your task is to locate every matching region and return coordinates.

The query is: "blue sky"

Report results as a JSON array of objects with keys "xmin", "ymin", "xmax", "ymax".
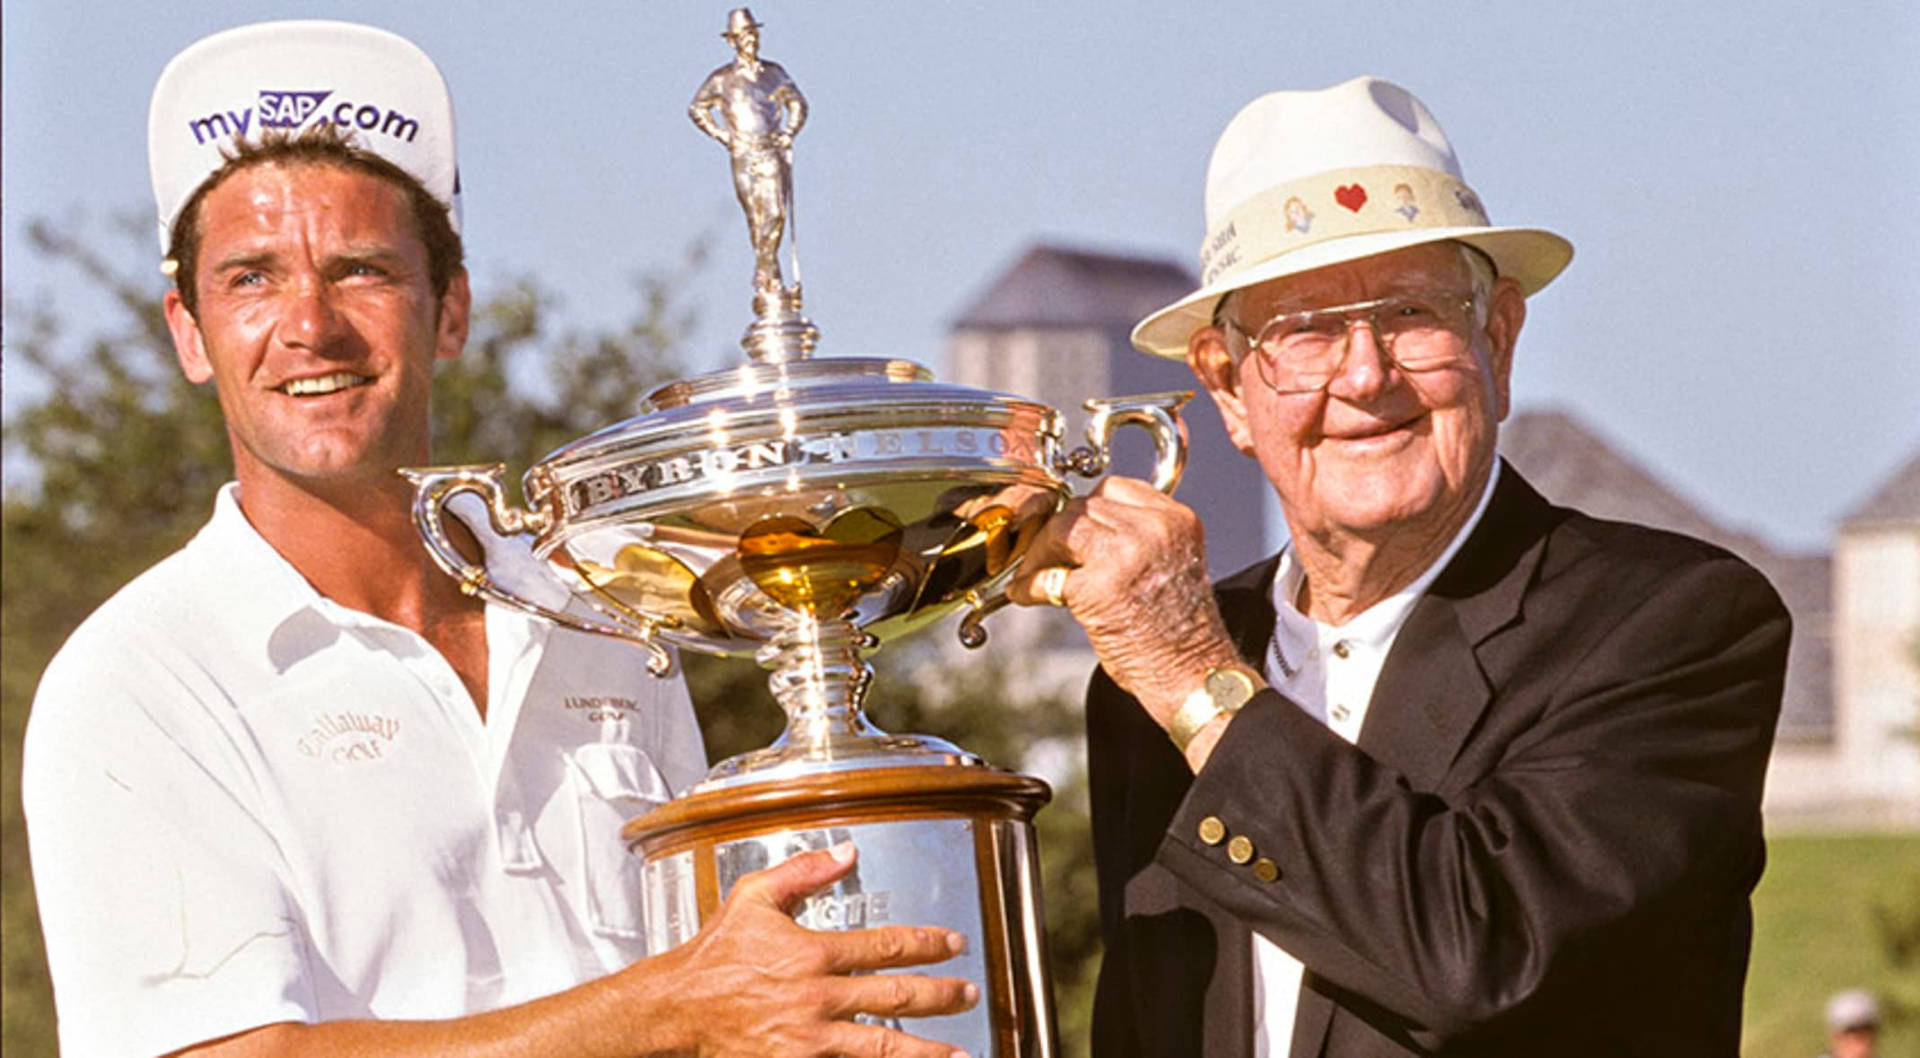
[{"xmin": 5, "ymin": 1, "xmax": 1916, "ymax": 550}]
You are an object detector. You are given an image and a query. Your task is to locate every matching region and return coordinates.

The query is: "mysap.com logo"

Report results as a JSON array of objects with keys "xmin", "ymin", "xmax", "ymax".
[{"xmin": 186, "ymin": 90, "xmax": 421, "ymax": 146}]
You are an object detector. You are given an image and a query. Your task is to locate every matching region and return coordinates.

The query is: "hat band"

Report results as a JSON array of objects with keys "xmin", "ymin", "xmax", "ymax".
[{"xmin": 1200, "ymin": 165, "xmax": 1491, "ymax": 287}]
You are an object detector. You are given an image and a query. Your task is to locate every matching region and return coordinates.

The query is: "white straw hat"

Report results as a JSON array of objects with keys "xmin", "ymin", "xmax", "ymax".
[
  {"xmin": 148, "ymin": 20, "xmax": 460, "ymax": 254},
  {"xmin": 1132, "ymin": 76, "xmax": 1572, "ymax": 358}
]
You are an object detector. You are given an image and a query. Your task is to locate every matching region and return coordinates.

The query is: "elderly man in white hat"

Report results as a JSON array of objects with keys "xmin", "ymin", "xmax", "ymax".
[
  {"xmin": 23, "ymin": 21, "xmax": 972, "ymax": 1058},
  {"xmin": 1010, "ymin": 77, "xmax": 1789, "ymax": 1056}
]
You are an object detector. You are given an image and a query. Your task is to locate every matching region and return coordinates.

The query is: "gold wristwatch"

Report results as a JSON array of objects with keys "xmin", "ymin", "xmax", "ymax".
[{"xmin": 1167, "ymin": 667, "xmax": 1259, "ymax": 752}]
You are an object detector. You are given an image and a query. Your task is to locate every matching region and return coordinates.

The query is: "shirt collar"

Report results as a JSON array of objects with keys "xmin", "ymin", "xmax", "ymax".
[
  {"xmin": 1270, "ymin": 460, "xmax": 1502, "ymax": 643},
  {"xmin": 192, "ymin": 483, "xmax": 331, "ymax": 644},
  {"xmin": 190, "ymin": 483, "xmax": 566, "ymax": 673}
]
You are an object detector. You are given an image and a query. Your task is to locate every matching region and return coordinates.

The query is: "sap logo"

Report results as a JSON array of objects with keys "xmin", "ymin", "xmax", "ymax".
[
  {"xmin": 185, "ymin": 95, "xmax": 421, "ymax": 146},
  {"xmin": 258, "ymin": 90, "xmax": 332, "ymax": 128}
]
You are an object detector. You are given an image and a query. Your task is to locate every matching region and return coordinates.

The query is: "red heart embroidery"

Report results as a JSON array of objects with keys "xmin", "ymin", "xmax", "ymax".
[{"xmin": 1334, "ymin": 184, "xmax": 1368, "ymax": 212}]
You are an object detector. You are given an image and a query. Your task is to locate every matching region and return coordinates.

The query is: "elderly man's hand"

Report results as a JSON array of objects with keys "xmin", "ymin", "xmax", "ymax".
[
  {"xmin": 631, "ymin": 842, "xmax": 976, "ymax": 1057},
  {"xmin": 1008, "ymin": 477, "xmax": 1248, "ymax": 734}
]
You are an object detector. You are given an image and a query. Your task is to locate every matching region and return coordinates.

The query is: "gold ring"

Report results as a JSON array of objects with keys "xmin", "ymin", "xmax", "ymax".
[{"xmin": 1038, "ymin": 566, "xmax": 1070, "ymax": 608}]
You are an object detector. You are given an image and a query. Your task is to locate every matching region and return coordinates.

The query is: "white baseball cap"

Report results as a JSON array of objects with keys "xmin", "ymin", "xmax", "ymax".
[
  {"xmin": 1131, "ymin": 76, "xmax": 1572, "ymax": 358},
  {"xmin": 1825, "ymin": 989, "xmax": 1881, "ymax": 1031},
  {"xmin": 148, "ymin": 20, "xmax": 460, "ymax": 254}
]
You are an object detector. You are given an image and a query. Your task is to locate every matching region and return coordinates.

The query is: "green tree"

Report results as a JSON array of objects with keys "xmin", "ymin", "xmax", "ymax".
[{"xmin": 3, "ymin": 214, "xmax": 1105, "ymax": 1055}]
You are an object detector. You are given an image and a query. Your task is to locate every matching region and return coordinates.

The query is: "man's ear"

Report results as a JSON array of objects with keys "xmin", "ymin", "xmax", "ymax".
[
  {"xmin": 164, "ymin": 289, "xmax": 214, "ymax": 384},
  {"xmin": 1187, "ymin": 326, "xmax": 1257, "ymax": 456},
  {"xmin": 435, "ymin": 270, "xmax": 471, "ymax": 362},
  {"xmin": 1481, "ymin": 276, "xmax": 1525, "ymax": 421}
]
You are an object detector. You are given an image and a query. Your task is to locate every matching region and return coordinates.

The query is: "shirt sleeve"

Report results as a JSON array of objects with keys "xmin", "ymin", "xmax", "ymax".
[{"xmin": 24, "ymin": 630, "xmax": 319, "ymax": 1057}]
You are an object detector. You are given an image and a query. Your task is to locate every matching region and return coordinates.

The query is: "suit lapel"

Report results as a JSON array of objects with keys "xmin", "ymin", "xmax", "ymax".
[
  {"xmin": 1360, "ymin": 464, "xmax": 1559, "ymax": 792},
  {"xmin": 1358, "ymin": 600, "xmax": 1492, "ymax": 789}
]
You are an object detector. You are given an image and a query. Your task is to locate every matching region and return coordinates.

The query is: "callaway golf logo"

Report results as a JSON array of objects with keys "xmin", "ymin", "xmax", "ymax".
[{"xmin": 185, "ymin": 90, "xmax": 421, "ymax": 145}]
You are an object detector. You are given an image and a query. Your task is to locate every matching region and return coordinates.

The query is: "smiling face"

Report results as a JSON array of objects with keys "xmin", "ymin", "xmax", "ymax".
[
  {"xmin": 1190, "ymin": 242, "xmax": 1524, "ymax": 553},
  {"xmin": 164, "ymin": 161, "xmax": 469, "ymax": 498}
]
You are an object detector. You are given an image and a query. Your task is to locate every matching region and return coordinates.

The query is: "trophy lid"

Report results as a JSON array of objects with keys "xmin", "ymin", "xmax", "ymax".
[{"xmin": 532, "ymin": 356, "xmax": 1060, "ymax": 487}]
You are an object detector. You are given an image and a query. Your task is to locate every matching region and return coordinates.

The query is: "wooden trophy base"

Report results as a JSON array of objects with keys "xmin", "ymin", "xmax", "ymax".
[{"xmin": 623, "ymin": 764, "xmax": 1057, "ymax": 1057}]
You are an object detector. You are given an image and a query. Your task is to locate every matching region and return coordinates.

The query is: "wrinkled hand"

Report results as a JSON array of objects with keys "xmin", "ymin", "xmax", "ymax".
[
  {"xmin": 1007, "ymin": 477, "xmax": 1245, "ymax": 727},
  {"xmin": 642, "ymin": 843, "xmax": 975, "ymax": 1057}
]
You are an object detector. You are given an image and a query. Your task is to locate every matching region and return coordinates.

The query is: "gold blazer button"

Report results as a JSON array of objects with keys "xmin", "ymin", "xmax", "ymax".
[
  {"xmin": 1198, "ymin": 816, "xmax": 1226, "ymax": 845},
  {"xmin": 1253, "ymin": 857, "xmax": 1280, "ymax": 883},
  {"xmin": 1227, "ymin": 835, "xmax": 1255, "ymax": 865}
]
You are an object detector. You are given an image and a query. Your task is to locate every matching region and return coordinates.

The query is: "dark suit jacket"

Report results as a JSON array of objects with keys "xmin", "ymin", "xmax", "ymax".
[{"xmin": 1087, "ymin": 466, "xmax": 1790, "ymax": 1057}]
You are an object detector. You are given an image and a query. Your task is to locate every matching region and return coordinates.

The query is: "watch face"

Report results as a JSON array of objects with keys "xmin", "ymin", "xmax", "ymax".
[{"xmin": 1206, "ymin": 668, "xmax": 1256, "ymax": 711}]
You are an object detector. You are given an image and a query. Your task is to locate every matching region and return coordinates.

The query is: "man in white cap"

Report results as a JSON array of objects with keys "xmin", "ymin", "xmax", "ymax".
[
  {"xmin": 1820, "ymin": 989, "xmax": 1880, "ymax": 1058},
  {"xmin": 23, "ymin": 21, "xmax": 971, "ymax": 1058},
  {"xmin": 1009, "ymin": 77, "xmax": 1789, "ymax": 1056}
]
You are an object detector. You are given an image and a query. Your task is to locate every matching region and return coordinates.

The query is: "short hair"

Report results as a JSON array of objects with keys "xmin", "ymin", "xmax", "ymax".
[
  {"xmin": 165, "ymin": 123, "xmax": 463, "ymax": 315},
  {"xmin": 1458, "ymin": 243, "xmax": 1496, "ymax": 324}
]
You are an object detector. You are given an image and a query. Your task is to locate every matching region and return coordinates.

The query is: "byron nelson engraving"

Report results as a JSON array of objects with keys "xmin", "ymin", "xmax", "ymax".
[{"xmin": 562, "ymin": 425, "xmax": 1043, "ymax": 516}]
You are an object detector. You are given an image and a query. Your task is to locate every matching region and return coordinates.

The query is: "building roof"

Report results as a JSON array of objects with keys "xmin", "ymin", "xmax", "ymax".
[
  {"xmin": 950, "ymin": 243, "xmax": 1194, "ymax": 331},
  {"xmin": 1499, "ymin": 409, "xmax": 1772, "ymax": 556},
  {"xmin": 1841, "ymin": 450, "xmax": 1920, "ymax": 528},
  {"xmin": 1500, "ymin": 408, "xmax": 1832, "ymax": 738}
]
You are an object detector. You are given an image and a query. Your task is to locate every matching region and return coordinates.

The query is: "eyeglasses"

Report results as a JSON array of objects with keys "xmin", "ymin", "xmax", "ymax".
[{"xmin": 1220, "ymin": 293, "xmax": 1480, "ymax": 394}]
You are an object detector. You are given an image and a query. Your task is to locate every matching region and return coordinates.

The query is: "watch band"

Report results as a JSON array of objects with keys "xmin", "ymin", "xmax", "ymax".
[{"xmin": 1167, "ymin": 667, "xmax": 1258, "ymax": 752}]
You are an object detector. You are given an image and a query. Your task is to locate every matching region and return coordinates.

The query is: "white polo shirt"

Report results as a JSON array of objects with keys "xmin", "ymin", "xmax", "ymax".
[
  {"xmin": 1251, "ymin": 464, "xmax": 1500, "ymax": 1057},
  {"xmin": 23, "ymin": 485, "xmax": 707, "ymax": 1057}
]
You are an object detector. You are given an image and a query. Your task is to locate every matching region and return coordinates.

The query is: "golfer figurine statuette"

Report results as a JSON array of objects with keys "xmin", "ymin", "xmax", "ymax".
[{"xmin": 690, "ymin": 7, "xmax": 818, "ymax": 362}]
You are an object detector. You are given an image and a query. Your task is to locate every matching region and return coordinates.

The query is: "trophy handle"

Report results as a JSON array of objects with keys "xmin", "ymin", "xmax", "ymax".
[
  {"xmin": 1062, "ymin": 391, "xmax": 1193, "ymax": 493},
  {"xmin": 397, "ymin": 463, "xmax": 676, "ymax": 677},
  {"xmin": 956, "ymin": 391, "xmax": 1193, "ymax": 649}
]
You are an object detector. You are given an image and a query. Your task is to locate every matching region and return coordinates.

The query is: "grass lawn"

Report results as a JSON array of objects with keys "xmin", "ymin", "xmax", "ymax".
[{"xmin": 1744, "ymin": 831, "xmax": 1920, "ymax": 1057}]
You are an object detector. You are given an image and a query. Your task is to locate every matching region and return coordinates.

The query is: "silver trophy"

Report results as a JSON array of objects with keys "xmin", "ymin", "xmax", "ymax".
[{"xmin": 403, "ymin": 12, "xmax": 1187, "ymax": 1055}]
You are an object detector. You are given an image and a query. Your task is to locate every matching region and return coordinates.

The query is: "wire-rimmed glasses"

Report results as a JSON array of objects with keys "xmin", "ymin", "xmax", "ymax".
[{"xmin": 1220, "ymin": 293, "xmax": 1480, "ymax": 394}]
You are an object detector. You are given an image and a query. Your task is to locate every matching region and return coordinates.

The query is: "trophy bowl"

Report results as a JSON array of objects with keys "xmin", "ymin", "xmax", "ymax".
[{"xmin": 403, "ymin": 356, "xmax": 1186, "ymax": 786}]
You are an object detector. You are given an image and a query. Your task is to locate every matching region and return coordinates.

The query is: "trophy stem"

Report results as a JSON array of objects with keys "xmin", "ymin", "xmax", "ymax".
[
  {"xmin": 697, "ymin": 619, "xmax": 979, "ymax": 790},
  {"xmin": 760, "ymin": 619, "xmax": 883, "ymax": 751},
  {"xmin": 742, "ymin": 284, "xmax": 820, "ymax": 362}
]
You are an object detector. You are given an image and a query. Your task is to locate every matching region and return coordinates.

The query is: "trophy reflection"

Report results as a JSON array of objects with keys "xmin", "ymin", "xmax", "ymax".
[{"xmin": 402, "ymin": 11, "xmax": 1188, "ymax": 1055}]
